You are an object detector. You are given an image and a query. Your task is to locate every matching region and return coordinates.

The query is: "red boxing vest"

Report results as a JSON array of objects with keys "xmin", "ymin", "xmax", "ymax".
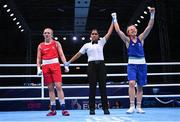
[{"xmin": 39, "ymin": 40, "xmax": 59, "ymax": 60}]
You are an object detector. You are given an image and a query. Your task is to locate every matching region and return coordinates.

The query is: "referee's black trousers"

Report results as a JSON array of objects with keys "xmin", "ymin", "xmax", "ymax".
[{"xmin": 87, "ymin": 61, "xmax": 108, "ymax": 110}]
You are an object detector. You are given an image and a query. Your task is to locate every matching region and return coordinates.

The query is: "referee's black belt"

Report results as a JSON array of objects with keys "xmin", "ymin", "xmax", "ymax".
[{"xmin": 88, "ymin": 60, "xmax": 104, "ymax": 64}]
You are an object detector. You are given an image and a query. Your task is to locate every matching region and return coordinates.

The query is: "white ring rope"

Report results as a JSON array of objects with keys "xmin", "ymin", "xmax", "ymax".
[
  {"xmin": 155, "ymin": 97, "xmax": 174, "ymax": 104},
  {"xmin": 0, "ymin": 84, "xmax": 180, "ymax": 89},
  {"xmin": 175, "ymin": 100, "xmax": 180, "ymax": 104},
  {"xmin": 0, "ymin": 62, "xmax": 180, "ymax": 67},
  {"xmin": 0, "ymin": 95, "xmax": 180, "ymax": 101},
  {"xmin": 0, "ymin": 72, "xmax": 180, "ymax": 78},
  {"xmin": 0, "ymin": 62, "xmax": 179, "ymax": 101}
]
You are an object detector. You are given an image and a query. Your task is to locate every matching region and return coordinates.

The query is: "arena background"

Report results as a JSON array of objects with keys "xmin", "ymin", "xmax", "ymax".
[
  {"xmin": 0, "ymin": 1, "xmax": 180, "ymax": 118},
  {"xmin": 0, "ymin": 0, "xmax": 180, "ymax": 86}
]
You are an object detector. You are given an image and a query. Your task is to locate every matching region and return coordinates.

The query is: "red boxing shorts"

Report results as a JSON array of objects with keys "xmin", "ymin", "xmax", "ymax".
[{"xmin": 42, "ymin": 63, "xmax": 62, "ymax": 85}]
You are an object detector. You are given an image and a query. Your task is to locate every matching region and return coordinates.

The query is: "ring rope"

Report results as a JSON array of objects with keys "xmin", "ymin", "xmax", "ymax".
[
  {"xmin": 0, "ymin": 62, "xmax": 180, "ymax": 67},
  {"xmin": 0, "ymin": 72, "xmax": 180, "ymax": 78},
  {"xmin": 155, "ymin": 97, "xmax": 174, "ymax": 104},
  {"xmin": 0, "ymin": 84, "xmax": 180, "ymax": 89},
  {"xmin": 0, "ymin": 95, "xmax": 180, "ymax": 101},
  {"xmin": 0, "ymin": 62, "xmax": 179, "ymax": 101}
]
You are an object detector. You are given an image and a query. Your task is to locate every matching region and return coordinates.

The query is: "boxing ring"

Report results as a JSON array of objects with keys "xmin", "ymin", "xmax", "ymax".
[{"xmin": 0, "ymin": 62, "xmax": 180, "ymax": 122}]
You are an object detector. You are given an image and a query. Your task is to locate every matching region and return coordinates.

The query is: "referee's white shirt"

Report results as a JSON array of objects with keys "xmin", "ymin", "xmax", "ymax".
[{"xmin": 79, "ymin": 37, "xmax": 106, "ymax": 62}]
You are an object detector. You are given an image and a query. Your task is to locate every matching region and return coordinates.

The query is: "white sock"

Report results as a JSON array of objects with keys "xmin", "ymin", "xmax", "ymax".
[
  {"xmin": 59, "ymin": 99, "xmax": 65, "ymax": 105},
  {"xmin": 50, "ymin": 101, "xmax": 56, "ymax": 105},
  {"xmin": 137, "ymin": 102, "xmax": 141, "ymax": 108},
  {"xmin": 130, "ymin": 101, "xmax": 135, "ymax": 107}
]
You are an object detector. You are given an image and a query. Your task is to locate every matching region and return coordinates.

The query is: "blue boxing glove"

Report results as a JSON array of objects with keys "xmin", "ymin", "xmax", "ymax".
[
  {"xmin": 64, "ymin": 61, "xmax": 70, "ymax": 72},
  {"xmin": 64, "ymin": 61, "xmax": 70, "ymax": 67},
  {"xmin": 111, "ymin": 12, "xmax": 117, "ymax": 23},
  {"xmin": 37, "ymin": 67, "xmax": 42, "ymax": 76}
]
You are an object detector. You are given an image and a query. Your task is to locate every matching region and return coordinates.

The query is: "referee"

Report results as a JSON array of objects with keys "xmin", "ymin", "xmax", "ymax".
[{"xmin": 66, "ymin": 22, "xmax": 114, "ymax": 115}]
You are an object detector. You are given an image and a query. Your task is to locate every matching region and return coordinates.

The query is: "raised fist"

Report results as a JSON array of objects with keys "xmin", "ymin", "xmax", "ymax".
[{"xmin": 111, "ymin": 12, "xmax": 117, "ymax": 19}]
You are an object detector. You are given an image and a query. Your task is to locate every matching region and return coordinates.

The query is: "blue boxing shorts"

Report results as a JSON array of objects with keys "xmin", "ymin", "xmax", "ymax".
[{"xmin": 127, "ymin": 64, "xmax": 147, "ymax": 86}]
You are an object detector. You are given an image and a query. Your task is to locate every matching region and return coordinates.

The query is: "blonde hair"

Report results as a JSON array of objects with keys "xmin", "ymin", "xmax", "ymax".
[
  {"xmin": 43, "ymin": 28, "xmax": 54, "ymax": 37},
  {"xmin": 126, "ymin": 25, "xmax": 137, "ymax": 35}
]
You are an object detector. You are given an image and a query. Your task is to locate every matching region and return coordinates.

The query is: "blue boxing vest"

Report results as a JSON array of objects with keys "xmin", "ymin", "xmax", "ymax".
[{"xmin": 128, "ymin": 38, "xmax": 145, "ymax": 58}]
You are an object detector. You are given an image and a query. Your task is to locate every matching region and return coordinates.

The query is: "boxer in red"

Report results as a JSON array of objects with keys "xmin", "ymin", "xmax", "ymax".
[{"xmin": 36, "ymin": 28, "xmax": 70, "ymax": 116}]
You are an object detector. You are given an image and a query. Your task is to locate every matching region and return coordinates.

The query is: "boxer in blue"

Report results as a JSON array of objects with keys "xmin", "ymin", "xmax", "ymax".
[{"xmin": 111, "ymin": 7, "xmax": 155, "ymax": 114}]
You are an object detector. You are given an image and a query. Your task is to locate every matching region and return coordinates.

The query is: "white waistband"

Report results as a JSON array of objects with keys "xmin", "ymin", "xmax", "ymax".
[
  {"xmin": 42, "ymin": 58, "xmax": 59, "ymax": 65},
  {"xmin": 128, "ymin": 57, "xmax": 146, "ymax": 64}
]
